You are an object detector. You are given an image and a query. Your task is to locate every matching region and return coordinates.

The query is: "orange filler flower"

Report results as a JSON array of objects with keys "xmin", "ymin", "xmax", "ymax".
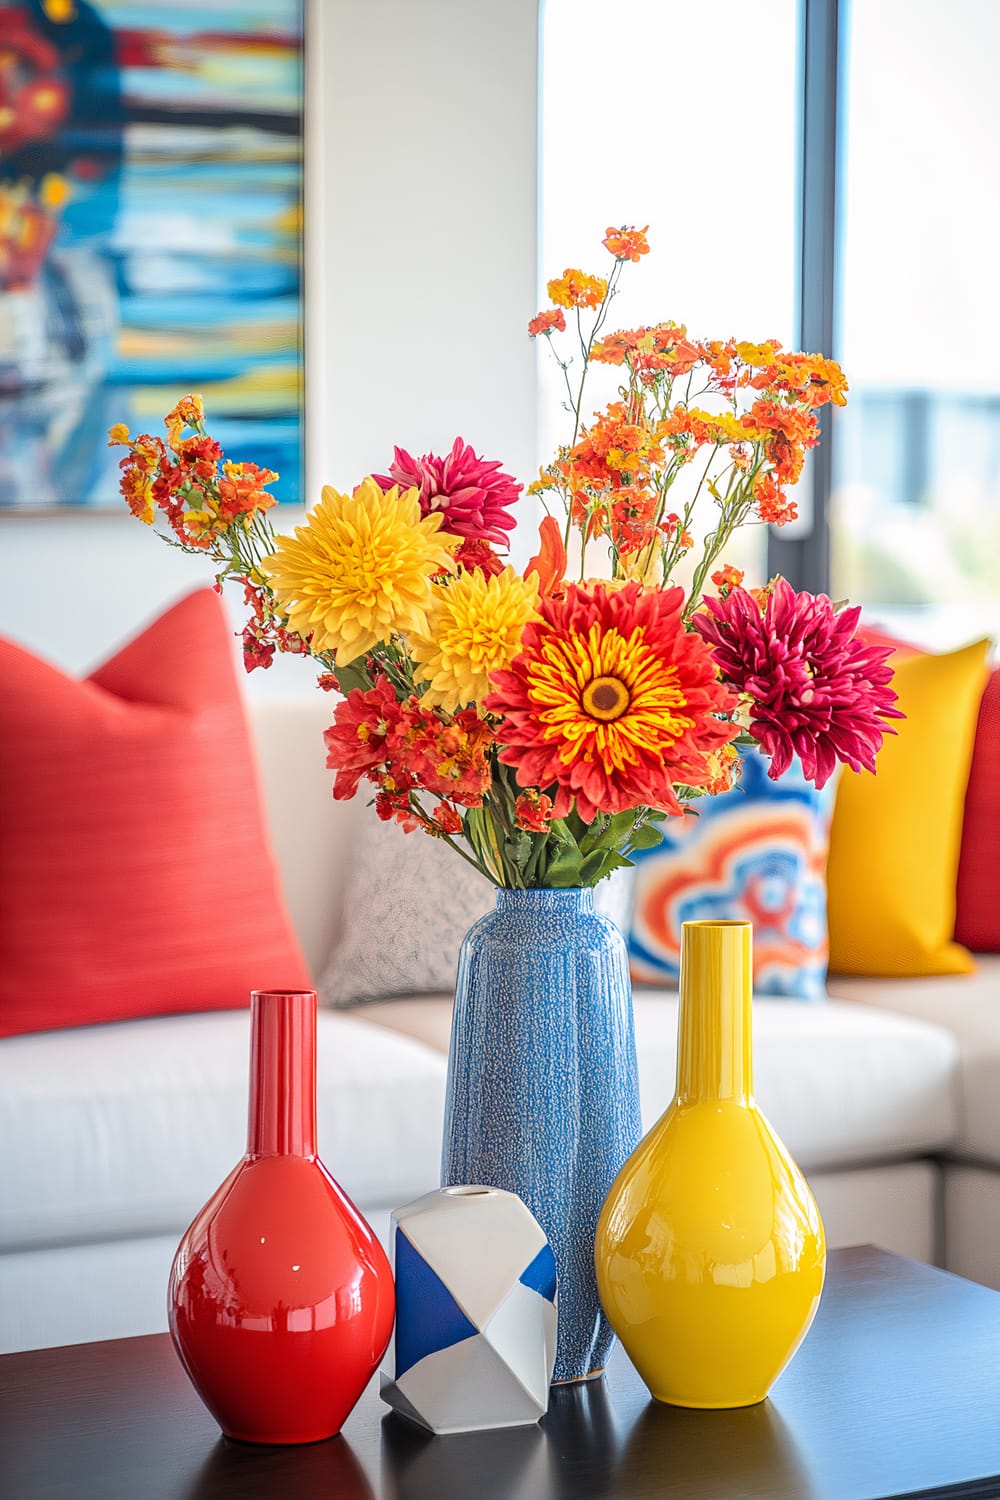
[
  {"xmin": 602, "ymin": 225, "xmax": 650, "ymax": 262},
  {"xmin": 485, "ymin": 582, "xmax": 737, "ymax": 823},
  {"xmin": 528, "ymin": 308, "xmax": 567, "ymax": 338},
  {"xmin": 547, "ymin": 269, "xmax": 609, "ymax": 310}
]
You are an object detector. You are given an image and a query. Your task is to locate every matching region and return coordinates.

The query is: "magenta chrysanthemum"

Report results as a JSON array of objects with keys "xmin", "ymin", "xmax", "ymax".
[
  {"xmin": 694, "ymin": 577, "xmax": 903, "ymax": 788},
  {"xmin": 373, "ymin": 437, "xmax": 521, "ymax": 546}
]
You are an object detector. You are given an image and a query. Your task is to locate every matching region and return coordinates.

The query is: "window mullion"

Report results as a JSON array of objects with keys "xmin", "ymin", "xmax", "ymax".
[{"xmin": 768, "ymin": 0, "xmax": 841, "ymax": 594}]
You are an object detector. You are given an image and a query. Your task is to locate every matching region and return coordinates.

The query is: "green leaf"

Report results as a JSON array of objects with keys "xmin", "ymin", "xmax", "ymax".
[
  {"xmin": 628, "ymin": 823, "xmax": 666, "ymax": 852},
  {"xmin": 505, "ymin": 833, "xmax": 533, "ymax": 867},
  {"xmin": 544, "ymin": 847, "xmax": 583, "ymax": 887},
  {"xmin": 330, "ymin": 657, "xmax": 371, "ymax": 695},
  {"xmin": 579, "ymin": 814, "xmax": 610, "ymax": 855},
  {"xmin": 565, "ymin": 807, "xmax": 588, "ymax": 842},
  {"xmin": 523, "ymin": 831, "xmax": 550, "ymax": 883},
  {"xmin": 548, "ymin": 818, "xmax": 581, "ymax": 851},
  {"xmin": 580, "ymin": 850, "xmax": 611, "ymax": 883},
  {"xmin": 606, "ymin": 809, "xmax": 640, "ymax": 838},
  {"xmin": 582, "ymin": 851, "xmax": 635, "ymax": 886}
]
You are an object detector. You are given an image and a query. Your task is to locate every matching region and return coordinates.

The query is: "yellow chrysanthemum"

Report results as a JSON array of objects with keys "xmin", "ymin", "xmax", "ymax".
[
  {"xmin": 408, "ymin": 566, "xmax": 540, "ymax": 713},
  {"xmin": 263, "ymin": 477, "xmax": 456, "ymax": 664}
]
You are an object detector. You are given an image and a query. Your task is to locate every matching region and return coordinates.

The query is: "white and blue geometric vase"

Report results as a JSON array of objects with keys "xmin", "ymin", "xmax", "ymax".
[
  {"xmin": 380, "ymin": 1185, "xmax": 557, "ymax": 1434},
  {"xmin": 442, "ymin": 887, "xmax": 641, "ymax": 1383}
]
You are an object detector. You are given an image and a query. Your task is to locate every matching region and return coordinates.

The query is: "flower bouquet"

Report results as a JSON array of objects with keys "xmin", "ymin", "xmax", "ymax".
[
  {"xmin": 112, "ymin": 226, "xmax": 897, "ymax": 881},
  {"xmin": 112, "ymin": 225, "xmax": 900, "ymax": 1382}
]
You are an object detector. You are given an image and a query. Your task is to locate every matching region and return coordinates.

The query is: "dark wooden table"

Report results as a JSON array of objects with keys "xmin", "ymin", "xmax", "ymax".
[{"xmin": 3, "ymin": 1246, "xmax": 1000, "ymax": 1500}]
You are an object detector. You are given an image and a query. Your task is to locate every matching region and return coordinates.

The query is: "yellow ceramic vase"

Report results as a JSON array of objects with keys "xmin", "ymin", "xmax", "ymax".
[{"xmin": 595, "ymin": 920, "xmax": 825, "ymax": 1408}]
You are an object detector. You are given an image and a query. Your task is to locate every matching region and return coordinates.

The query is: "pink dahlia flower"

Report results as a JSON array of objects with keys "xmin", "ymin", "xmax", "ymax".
[
  {"xmin": 373, "ymin": 437, "xmax": 521, "ymax": 546},
  {"xmin": 693, "ymin": 577, "xmax": 903, "ymax": 788}
]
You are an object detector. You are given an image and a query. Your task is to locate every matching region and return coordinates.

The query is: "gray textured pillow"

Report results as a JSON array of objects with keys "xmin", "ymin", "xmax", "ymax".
[{"xmin": 321, "ymin": 813, "xmax": 636, "ymax": 1008}]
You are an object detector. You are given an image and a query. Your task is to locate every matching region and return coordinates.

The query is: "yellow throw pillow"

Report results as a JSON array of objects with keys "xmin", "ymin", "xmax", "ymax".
[{"xmin": 827, "ymin": 637, "xmax": 989, "ymax": 976}]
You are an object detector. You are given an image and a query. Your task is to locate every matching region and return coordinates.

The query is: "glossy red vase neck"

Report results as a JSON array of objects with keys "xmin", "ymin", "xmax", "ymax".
[{"xmin": 247, "ymin": 990, "xmax": 317, "ymax": 1158}]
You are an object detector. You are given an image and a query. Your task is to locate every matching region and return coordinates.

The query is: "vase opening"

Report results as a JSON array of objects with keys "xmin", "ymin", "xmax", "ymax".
[
  {"xmin": 682, "ymin": 919, "xmax": 753, "ymax": 928},
  {"xmin": 441, "ymin": 1185, "xmax": 495, "ymax": 1197}
]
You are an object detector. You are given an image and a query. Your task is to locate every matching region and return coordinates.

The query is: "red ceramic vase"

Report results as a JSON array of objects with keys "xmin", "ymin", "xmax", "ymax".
[{"xmin": 168, "ymin": 989, "xmax": 395, "ymax": 1444}]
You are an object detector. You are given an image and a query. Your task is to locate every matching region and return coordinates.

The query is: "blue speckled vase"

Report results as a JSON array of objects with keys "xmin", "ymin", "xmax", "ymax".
[{"xmin": 441, "ymin": 887, "xmax": 641, "ymax": 1383}]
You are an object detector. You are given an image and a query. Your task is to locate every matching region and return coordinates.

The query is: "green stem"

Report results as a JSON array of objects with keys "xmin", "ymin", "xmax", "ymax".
[
  {"xmin": 409, "ymin": 796, "xmax": 499, "ymax": 885},
  {"xmin": 685, "ymin": 456, "xmax": 766, "ymax": 615}
]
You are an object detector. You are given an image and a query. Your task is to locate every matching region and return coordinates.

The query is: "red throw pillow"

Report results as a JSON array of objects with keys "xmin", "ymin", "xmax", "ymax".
[
  {"xmin": 861, "ymin": 625, "xmax": 998, "ymax": 953},
  {"xmin": 0, "ymin": 590, "xmax": 311, "ymax": 1038},
  {"xmin": 956, "ymin": 665, "xmax": 1000, "ymax": 952}
]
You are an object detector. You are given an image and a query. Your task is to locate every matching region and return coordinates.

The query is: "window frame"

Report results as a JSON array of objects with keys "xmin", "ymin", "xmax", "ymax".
[{"xmin": 767, "ymin": 0, "xmax": 843, "ymax": 596}]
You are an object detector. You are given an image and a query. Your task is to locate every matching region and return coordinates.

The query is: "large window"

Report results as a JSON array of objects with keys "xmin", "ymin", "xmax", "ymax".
[
  {"xmin": 831, "ymin": 0, "xmax": 1000, "ymax": 643},
  {"xmin": 541, "ymin": 0, "xmax": 799, "ymax": 585},
  {"xmin": 542, "ymin": 0, "xmax": 1000, "ymax": 639}
]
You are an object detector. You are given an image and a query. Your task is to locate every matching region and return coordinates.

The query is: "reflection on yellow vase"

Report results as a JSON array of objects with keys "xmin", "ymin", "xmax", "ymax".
[{"xmin": 595, "ymin": 920, "xmax": 825, "ymax": 1408}]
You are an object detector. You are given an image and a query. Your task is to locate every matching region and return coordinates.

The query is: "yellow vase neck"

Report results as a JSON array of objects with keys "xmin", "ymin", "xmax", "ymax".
[{"xmin": 677, "ymin": 922, "xmax": 753, "ymax": 1104}]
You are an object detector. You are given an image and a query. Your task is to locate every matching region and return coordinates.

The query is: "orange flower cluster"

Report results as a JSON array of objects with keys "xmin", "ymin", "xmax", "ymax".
[
  {"xmin": 514, "ymin": 788, "xmax": 555, "ymax": 833},
  {"xmin": 541, "ymin": 401, "xmax": 662, "ymax": 553},
  {"xmin": 239, "ymin": 577, "xmax": 310, "ymax": 672},
  {"xmin": 738, "ymin": 346, "xmax": 849, "ymax": 408},
  {"xmin": 528, "ymin": 227, "xmax": 648, "ymax": 336},
  {"xmin": 109, "ymin": 397, "xmax": 278, "ymax": 549},
  {"xmin": 397, "ymin": 701, "xmax": 494, "ymax": 808},
  {"xmin": 546, "ymin": 269, "xmax": 608, "ymax": 310},
  {"xmin": 452, "ymin": 536, "xmax": 505, "ymax": 576},
  {"xmin": 741, "ymin": 400, "xmax": 819, "ymax": 487},
  {"xmin": 165, "ymin": 395, "xmax": 206, "ymax": 452},
  {"xmin": 591, "ymin": 322, "xmax": 702, "ymax": 379},
  {"xmin": 529, "ymin": 260, "xmax": 847, "ymax": 563},
  {"xmin": 698, "ymin": 743, "xmax": 743, "ymax": 796},
  {"xmin": 528, "ymin": 308, "xmax": 567, "ymax": 338},
  {"xmin": 569, "ymin": 401, "xmax": 663, "ymax": 487},
  {"xmin": 602, "ymin": 224, "xmax": 650, "ymax": 262},
  {"xmin": 752, "ymin": 473, "xmax": 798, "ymax": 526},
  {"xmin": 324, "ymin": 672, "xmax": 496, "ymax": 836},
  {"xmin": 710, "ymin": 564, "xmax": 746, "ymax": 596}
]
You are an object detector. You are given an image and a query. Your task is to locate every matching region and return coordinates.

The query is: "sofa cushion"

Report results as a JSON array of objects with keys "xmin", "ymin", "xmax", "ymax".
[
  {"xmin": 830, "ymin": 958, "xmax": 1000, "ymax": 1167},
  {"xmin": 857, "ymin": 637, "xmax": 1000, "ymax": 957},
  {"xmin": 956, "ymin": 666, "xmax": 1000, "ymax": 952},
  {"xmin": 827, "ymin": 638, "xmax": 988, "ymax": 978},
  {"xmin": 361, "ymin": 991, "xmax": 959, "ymax": 1171},
  {"xmin": 628, "ymin": 746, "xmax": 836, "ymax": 1000},
  {"xmin": 0, "ymin": 590, "xmax": 310, "ymax": 1038},
  {"xmin": 0, "ymin": 1009, "xmax": 447, "ymax": 1254}
]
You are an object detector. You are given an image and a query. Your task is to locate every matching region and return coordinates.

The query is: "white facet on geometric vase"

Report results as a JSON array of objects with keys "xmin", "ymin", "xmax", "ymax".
[{"xmin": 380, "ymin": 1186, "xmax": 558, "ymax": 1434}]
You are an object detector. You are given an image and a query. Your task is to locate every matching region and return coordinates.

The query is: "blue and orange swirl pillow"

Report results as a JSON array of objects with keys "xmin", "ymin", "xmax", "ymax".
[{"xmin": 627, "ymin": 748, "xmax": 837, "ymax": 1000}]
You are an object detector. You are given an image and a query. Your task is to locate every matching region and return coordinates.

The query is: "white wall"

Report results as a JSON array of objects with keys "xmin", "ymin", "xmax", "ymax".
[{"xmin": 0, "ymin": 0, "xmax": 539, "ymax": 697}]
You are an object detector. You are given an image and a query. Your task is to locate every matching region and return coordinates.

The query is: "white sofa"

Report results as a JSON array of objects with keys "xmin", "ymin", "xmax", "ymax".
[{"xmin": 1, "ymin": 698, "xmax": 997, "ymax": 1354}]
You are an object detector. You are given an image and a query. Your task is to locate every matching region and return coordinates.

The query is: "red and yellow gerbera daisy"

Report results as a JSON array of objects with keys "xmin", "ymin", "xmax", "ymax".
[{"xmin": 485, "ymin": 582, "xmax": 737, "ymax": 822}]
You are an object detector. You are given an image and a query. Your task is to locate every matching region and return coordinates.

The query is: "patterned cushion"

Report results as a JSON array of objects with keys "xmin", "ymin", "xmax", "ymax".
[{"xmin": 627, "ymin": 749, "xmax": 836, "ymax": 1000}]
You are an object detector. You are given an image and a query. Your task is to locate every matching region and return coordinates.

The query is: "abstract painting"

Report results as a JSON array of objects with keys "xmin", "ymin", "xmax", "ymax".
[{"xmin": 0, "ymin": 0, "xmax": 303, "ymax": 507}]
